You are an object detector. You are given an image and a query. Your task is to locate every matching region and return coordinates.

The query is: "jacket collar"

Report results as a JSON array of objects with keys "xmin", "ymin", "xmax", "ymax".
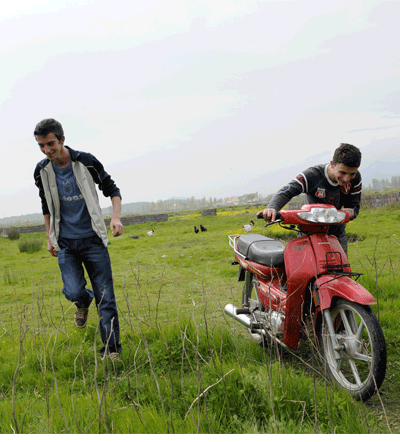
[{"xmin": 65, "ymin": 145, "xmax": 80, "ymax": 161}]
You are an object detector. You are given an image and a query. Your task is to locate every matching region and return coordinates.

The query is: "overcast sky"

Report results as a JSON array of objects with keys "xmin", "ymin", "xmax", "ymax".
[{"xmin": 1, "ymin": 0, "xmax": 399, "ymax": 218}]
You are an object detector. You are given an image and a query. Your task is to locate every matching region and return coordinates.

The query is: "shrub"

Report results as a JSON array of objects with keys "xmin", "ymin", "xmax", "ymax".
[
  {"xmin": 7, "ymin": 228, "xmax": 20, "ymax": 240},
  {"xmin": 18, "ymin": 238, "xmax": 43, "ymax": 253}
]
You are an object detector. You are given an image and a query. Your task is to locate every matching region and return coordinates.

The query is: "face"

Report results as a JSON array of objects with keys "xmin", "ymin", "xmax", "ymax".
[
  {"xmin": 36, "ymin": 132, "xmax": 65, "ymax": 161},
  {"xmin": 329, "ymin": 161, "xmax": 358, "ymax": 186}
]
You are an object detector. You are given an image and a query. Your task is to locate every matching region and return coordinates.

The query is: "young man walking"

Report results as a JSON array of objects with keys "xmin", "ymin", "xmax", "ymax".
[
  {"xmin": 33, "ymin": 118, "xmax": 123, "ymax": 358},
  {"xmin": 258, "ymin": 143, "xmax": 362, "ymax": 256}
]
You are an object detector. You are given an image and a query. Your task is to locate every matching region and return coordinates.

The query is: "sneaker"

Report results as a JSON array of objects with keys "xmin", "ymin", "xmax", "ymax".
[
  {"xmin": 74, "ymin": 307, "xmax": 89, "ymax": 328},
  {"xmin": 100, "ymin": 344, "xmax": 122, "ymax": 357},
  {"xmin": 108, "ymin": 352, "xmax": 121, "ymax": 361}
]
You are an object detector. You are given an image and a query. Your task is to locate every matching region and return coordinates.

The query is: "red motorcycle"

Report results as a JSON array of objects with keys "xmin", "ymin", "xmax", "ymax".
[{"xmin": 225, "ymin": 204, "xmax": 386, "ymax": 401}]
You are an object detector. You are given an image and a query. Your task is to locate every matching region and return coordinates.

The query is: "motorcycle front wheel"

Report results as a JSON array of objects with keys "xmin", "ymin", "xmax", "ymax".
[{"xmin": 319, "ymin": 298, "xmax": 386, "ymax": 402}]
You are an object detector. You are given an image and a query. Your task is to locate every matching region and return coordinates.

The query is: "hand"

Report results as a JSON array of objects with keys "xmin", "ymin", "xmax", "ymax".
[
  {"xmin": 257, "ymin": 208, "xmax": 277, "ymax": 222},
  {"xmin": 341, "ymin": 208, "xmax": 355, "ymax": 220},
  {"xmin": 110, "ymin": 218, "xmax": 124, "ymax": 237},
  {"xmin": 47, "ymin": 239, "xmax": 57, "ymax": 257}
]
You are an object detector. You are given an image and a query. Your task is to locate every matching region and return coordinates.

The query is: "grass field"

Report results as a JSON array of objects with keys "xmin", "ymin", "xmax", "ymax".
[{"xmin": 0, "ymin": 204, "xmax": 399, "ymax": 434}]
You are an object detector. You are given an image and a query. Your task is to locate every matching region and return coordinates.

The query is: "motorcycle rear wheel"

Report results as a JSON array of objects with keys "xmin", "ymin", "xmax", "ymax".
[{"xmin": 319, "ymin": 298, "xmax": 386, "ymax": 402}]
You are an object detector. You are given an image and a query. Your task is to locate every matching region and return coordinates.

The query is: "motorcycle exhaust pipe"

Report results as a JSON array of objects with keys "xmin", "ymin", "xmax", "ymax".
[{"xmin": 224, "ymin": 303, "xmax": 265, "ymax": 335}]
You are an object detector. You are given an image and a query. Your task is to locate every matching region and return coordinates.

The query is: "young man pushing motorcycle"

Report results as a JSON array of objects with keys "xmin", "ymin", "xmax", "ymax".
[{"xmin": 258, "ymin": 143, "xmax": 362, "ymax": 255}]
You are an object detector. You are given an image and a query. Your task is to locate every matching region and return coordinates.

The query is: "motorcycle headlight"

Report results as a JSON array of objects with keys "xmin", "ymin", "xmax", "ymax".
[{"xmin": 297, "ymin": 207, "xmax": 346, "ymax": 224}]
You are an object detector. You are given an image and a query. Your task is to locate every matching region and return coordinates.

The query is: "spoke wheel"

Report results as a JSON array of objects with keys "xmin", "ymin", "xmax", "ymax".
[{"xmin": 319, "ymin": 298, "xmax": 386, "ymax": 401}]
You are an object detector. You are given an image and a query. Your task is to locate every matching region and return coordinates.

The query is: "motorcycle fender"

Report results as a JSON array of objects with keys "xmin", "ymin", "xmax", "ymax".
[
  {"xmin": 315, "ymin": 274, "xmax": 376, "ymax": 310},
  {"xmin": 282, "ymin": 236, "xmax": 316, "ymax": 350}
]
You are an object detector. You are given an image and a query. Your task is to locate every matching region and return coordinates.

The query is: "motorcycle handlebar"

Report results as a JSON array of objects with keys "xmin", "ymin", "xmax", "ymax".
[{"xmin": 257, "ymin": 211, "xmax": 282, "ymax": 223}]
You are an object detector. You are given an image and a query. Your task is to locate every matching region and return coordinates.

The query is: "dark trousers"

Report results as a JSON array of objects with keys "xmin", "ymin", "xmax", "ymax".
[{"xmin": 57, "ymin": 236, "xmax": 120, "ymax": 350}]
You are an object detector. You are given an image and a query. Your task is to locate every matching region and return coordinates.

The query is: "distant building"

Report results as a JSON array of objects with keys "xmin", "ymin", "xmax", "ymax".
[{"xmin": 228, "ymin": 197, "xmax": 239, "ymax": 205}]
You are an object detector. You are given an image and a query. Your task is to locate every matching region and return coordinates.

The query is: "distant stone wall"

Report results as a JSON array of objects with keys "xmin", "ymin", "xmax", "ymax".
[
  {"xmin": 4, "ymin": 213, "xmax": 168, "ymax": 236},
  {"xmin": 118, "ymin": 213, "xmax": 168, "ymax": 225},
  {"xmin": 17, "ymin": 224, "xmax": 47, "ymax": 234},
  {"xmin": 360, "ymin": 192, "xmax": 400, "ymax": 208}
]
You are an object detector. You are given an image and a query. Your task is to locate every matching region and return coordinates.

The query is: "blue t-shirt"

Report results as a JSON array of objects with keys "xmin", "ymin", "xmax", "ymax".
[{"xmin": 53, "ymin": 162, "xmax": 96, "ymax": 238}]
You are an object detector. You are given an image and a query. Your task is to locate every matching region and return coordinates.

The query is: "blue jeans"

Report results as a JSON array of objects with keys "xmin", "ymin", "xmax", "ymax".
[{"xmin": 57, "ymin": 236, "xmax": 120, "ymax": 351}]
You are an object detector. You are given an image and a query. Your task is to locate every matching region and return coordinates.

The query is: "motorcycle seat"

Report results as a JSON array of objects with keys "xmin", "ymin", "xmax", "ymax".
[{"xmin": 237, "ymin": 234, "xmax": 285, "ymax": 267}]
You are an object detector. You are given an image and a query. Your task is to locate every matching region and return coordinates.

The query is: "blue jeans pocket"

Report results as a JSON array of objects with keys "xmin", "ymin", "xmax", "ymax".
[{"xmin": 57, "ymin": 248, "xmax": 66, "ymax": 265}]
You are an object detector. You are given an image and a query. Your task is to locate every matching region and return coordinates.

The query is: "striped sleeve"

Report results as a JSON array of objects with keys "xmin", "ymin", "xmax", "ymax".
[
  {"xmin": 294, "ymin": 173, "xmax": 308, "ymax": 193},
  {"xmin": 352, "ymin": 179, "xmax": 362, "ymax": 195}
]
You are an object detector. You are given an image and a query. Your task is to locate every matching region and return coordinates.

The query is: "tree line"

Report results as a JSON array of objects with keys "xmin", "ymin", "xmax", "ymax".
[
  {"xmin": 136, "ymin": 193, "xmax": 261, "ymax": 214},
  {"xmin": 366, "ymin": 176, "xmax": 400, "ymax": 191}
]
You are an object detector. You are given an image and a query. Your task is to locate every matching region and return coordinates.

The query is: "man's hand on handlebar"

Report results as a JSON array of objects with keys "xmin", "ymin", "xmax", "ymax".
[
  {"xmin": 257, "ymin": 208, "xmax": 277, "ymax": 223},
  {"xmin": 341, "ymin": 208, "xmax": 355, "ymax": 220}
]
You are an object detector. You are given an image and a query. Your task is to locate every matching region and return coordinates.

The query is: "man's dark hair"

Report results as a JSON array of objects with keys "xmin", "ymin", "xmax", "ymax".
[
  {"xmin": 34, "ymin": 119, "xmax": 64, "ymax": 141},
  {"xmin": 333, "ymin": 143, "xmax": 361, "ymax": 168}
]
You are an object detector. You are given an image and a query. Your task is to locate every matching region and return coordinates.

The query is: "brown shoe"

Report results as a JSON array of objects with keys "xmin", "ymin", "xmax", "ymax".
[
  {"xmin": 108, "ymin": 352, "xmax": 122, "ymax": 362},
  {"xmin": 74, "ymin": 307, "xmax": 89, "ymax": 328}
]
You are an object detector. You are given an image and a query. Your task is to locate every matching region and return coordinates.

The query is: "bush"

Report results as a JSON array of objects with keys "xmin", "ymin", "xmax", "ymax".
[
  {"xmin": 7, "ymin": 228, "xmax": 20, "ymax": 240},
  {"xmin": 18, "ymin": 238, "xmax": 43, "ymax": 253}
]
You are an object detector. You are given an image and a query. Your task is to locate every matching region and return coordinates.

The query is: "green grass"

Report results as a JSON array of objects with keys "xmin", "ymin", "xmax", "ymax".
[{"xmin": 0, "ymin": 204, "xmax": 398, "ymax": 433}]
